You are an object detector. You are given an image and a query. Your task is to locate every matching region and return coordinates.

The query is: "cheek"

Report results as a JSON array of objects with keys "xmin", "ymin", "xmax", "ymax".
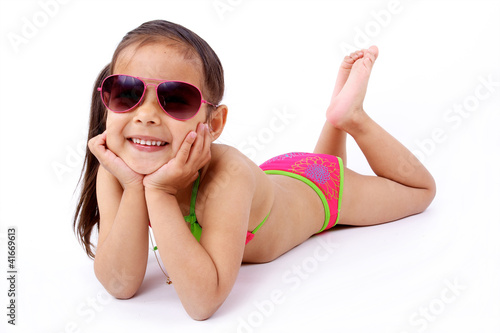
[
  {"xmin": 104, "ymin": 117, "xmax": 126, "ymax": 154},
  {"xmin": 105, "ymin": 133, "xmax": 121, "ymax": 155},
  {"xmin": 170, "ymin": 124, "xmax": 200, "ymax": 153}
]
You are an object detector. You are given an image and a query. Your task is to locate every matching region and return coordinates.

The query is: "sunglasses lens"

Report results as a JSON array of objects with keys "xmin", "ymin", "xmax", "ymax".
[
  {"xmin": 157, "ymin": 81, "xmax": 202, "ymax": 120},
  {"xmin": 101, "ymin": 75, "xmax": 144, "ymax": 112}
]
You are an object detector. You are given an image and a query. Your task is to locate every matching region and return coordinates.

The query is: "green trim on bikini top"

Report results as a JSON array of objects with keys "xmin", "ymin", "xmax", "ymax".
[
  {"xmin": 183, "ymin": 175, "xmax": 270, "ymax": 242},
  {"xmin": 184, "ymin": 175, "xmax": 202, "ymax": 242},
  {"xmin": 250, "ymin": 211, "xmax": 269, "ymax": 235}
]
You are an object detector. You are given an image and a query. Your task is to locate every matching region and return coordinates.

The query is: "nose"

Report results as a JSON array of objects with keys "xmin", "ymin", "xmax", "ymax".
[{"xmin": 133, "ymin": 85, "xmax": 163, "ymax": 125}]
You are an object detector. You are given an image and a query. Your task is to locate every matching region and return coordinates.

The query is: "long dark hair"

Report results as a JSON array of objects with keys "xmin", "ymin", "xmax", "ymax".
[{"xmin": 73, "ymin": 20, "xmax": 225, "ymax": 258}]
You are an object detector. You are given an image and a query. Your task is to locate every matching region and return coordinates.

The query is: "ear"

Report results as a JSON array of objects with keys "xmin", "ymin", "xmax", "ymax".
[{"xmin": 208, "ymin": 104, "xmax": 228, "ymax": 141}]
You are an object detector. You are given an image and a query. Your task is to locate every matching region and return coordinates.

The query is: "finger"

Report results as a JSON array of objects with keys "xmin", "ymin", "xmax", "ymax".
[
  {"xmin": 90, "ymin": 131, "xmax": 106, "ymax": 145},
  {"xmin": 197, "ymin": 123, "xmax": 212, "ymax": 164},
  {"xmin": 177, "ymin": 131, "xmax": 197, "ymax": 164},
  {"xmin": 88, "ymin": 132, "xmax": 119, "ymax": 170},
  {"xmin": 88, "ymin": 132, "xmax": 106, "ymax": 157},
  {"xmin": 186, "ymin": 123, "xmax": 206, "ymax": 163},
  {"xmin": 186, "ymin": 124, "xmax": 211, "ymax": 170},
  {"xmin": 201, "ymin": 124, "xmax": 212, "ymax": 162}
]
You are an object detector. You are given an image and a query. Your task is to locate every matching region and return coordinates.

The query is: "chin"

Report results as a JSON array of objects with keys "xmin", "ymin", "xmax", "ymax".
[{"xmin": 127, "ymin": 160, "xmax": 164, "ymax": 175}]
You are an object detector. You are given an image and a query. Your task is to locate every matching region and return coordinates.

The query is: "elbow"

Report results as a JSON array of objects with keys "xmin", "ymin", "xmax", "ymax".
[
  {"xmin": 94, "ymin": 265, "xmax": 141, "ymax": 300},
  {"xmin": 98, "ymin": 275, "xmax": 140, "ymax": 300},
  {"xmin": 184, "ymin": 298, "xmax": 222, "ymax": 321},
  {"xmin": 99, "ymin": 273, "xmax": 140, "ymax": 300},
  {"xmin": 188, "ymin": 307, "xmax": 217, "ymax": 321},
  {"xmin": 109, "ymin": 287, "xmax": 138, "ymax": 300}
]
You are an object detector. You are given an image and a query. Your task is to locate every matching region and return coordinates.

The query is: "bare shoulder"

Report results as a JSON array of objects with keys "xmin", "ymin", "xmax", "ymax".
[
  {"xmin": 205, "ymin": 144, "xmax": 262, "ymax": 182},
  {"xmin": 210, "ymin": 144, "xmax": 255, "ymax": 166},
  {"xmin": 198, "ymin": 144, "xmax": 274, "ymax": 232},
  {"xmin": 204, "ymin": 144, "xmax": 273, "ymax": 195}
]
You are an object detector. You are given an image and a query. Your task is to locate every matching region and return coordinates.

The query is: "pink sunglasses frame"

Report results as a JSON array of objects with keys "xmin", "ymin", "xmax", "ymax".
[{"xmin": 98, "ymin": 74, "xmax": 218, "ymax": 120}]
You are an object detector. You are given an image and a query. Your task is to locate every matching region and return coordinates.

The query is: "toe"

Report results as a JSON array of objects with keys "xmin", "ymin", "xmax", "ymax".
[
  {"xmin": 368, "ymin": 45, "xmax": 379, "ymax": 59},
  {"xmin": 341, "ymin": 53, "xmax": 358, "ymax": 68},
  {"xmin": 348, "ymin": 51, "xmax": 364, "ymax": 61},
  {"xmin": 363, "ymin": 56, "xmax": 373, "ymax": 70},
  {"xmin": 344, "ymin": 54, "xmax": 355, "ymax": 64}
]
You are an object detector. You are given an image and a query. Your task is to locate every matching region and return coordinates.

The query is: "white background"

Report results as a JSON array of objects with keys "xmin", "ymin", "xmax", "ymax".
[{"xmin": 0, "ymin": 0, "xmax": 499, "ymax": 332}]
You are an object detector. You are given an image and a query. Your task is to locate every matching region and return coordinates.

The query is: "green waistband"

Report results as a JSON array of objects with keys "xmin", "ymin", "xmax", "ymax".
[{"xmin": 336, "ymin": 157, "xmax": 344, "ymax": 229}]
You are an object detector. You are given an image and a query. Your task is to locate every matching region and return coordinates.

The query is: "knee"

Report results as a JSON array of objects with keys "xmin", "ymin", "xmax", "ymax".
[
  {"xmin": 418, "ymin": 177, "xmax": 437, "ymax": 213},
  {"xmin": 427, "ymin": 175, "xmax": 437, "ymax": 204}
]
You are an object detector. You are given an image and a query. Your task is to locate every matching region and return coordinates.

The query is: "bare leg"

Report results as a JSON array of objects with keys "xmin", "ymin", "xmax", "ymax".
[
  {"xmin": 314, "ymin": 49, "xmax": 373, "ymax": 164},
  {"xmin": 324, "ymin": 47, "xmax": 436, "ymax": 226}
]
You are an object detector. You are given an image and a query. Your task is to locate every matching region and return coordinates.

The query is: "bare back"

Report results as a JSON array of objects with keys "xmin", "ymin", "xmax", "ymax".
[{"xmin": 196, "ymin": 144, "xmax": 326, "ymax": 263}]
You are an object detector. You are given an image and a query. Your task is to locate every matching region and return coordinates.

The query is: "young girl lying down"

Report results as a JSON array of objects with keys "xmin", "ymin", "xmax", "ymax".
[{"xmin": 74, "ymin": 20, "xmax": 435, "ymax": 320}]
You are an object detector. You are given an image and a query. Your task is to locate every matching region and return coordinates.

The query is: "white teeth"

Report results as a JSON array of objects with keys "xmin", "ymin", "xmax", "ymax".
[{"xmin": 131, "ymin": 138, "xmax": 166, "ymax": 146}]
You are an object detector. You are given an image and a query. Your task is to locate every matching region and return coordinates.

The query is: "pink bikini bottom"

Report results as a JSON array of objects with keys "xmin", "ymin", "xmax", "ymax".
[{"xmin": 260, "ymin": 152, "xmax": 344, "ymax": 233}]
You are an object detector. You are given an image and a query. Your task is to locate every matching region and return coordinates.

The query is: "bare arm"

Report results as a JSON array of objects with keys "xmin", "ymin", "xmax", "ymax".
[
  {"xmin": 88, "ymin": 132, "xmax": 149, "ymax": 298},
  {"xmin": 93, "ymin": 167, "xmax": 149, "ymax": 298},
  {"xmin": 146, "ymin": 160, "xmax": 255, "ymax": 320},
  {"xmin": 142, "ymin": 125, "xmax": 254, "ymax": 320}
]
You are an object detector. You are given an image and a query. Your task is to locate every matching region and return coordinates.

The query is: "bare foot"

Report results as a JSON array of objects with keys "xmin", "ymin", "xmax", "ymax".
[
  {"xmin": 331, "ymin": 50, "xmax": 365, "ymax": 97},
  {"xmin": 327, "ymin": 46, "xmax": 379, "ymax": 132}
]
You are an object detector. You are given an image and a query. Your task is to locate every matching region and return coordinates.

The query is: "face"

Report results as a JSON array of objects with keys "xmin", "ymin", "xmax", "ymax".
[{"xmin": 105, "ymin": 42, "xmax": 210, "ymax": 175}]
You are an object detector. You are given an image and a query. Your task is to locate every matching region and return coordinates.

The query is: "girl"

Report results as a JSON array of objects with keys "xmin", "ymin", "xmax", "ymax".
[{"xmin": 74, "ymin": 20, "xmax": 436, "ymax": 320}]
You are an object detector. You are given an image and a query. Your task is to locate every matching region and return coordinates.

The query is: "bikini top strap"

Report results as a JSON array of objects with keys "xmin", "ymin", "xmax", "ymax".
[{"xmin": 184, "ymin": 174, "xmax": 202, "ymax": 242}]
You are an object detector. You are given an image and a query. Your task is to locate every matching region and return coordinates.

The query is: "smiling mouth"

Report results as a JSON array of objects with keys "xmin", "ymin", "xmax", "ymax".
[{"xmin": 129, "ymin": 138, "xmax": 168, "ymax": 146}]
